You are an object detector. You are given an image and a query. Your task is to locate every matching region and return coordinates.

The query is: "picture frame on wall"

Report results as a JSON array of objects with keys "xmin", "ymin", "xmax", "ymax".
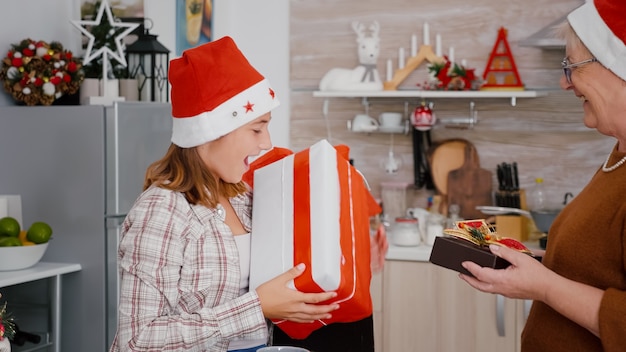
[
  {"xmin": 78, "ymin": 0, "xmax": 145, "ymax": 49},
  {"xmin": 176, "ymin": 0, "xmax": 213, "ymax": 56},
  {"xmin": 80, "ymin": 0, "xmax": 145, "ymax": 21}
]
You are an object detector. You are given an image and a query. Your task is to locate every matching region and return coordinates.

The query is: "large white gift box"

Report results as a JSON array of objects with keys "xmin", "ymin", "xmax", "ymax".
[{"xmin": 248, "ymin": 139, "xmax": 374, "ymax": 339}]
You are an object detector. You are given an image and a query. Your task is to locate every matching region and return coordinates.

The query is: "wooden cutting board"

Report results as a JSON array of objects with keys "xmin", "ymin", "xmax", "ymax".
[
  {"xmin": 447, "ymin": 144, "xmax": 493, "ymax": 220},
  {"xmin": 428, "ymin": 138, "xmax": 479, "ymax": 214}
]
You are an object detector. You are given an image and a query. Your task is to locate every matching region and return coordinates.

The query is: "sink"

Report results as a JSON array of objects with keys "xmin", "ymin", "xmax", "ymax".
[{"xmin": 530, "ymin": 209, "xmax": 560, "ymax": 234}]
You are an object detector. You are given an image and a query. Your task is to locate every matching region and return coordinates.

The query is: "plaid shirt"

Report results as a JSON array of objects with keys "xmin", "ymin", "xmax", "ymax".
[{"xmin": 110, "ymin": 186, "xmax": 268, "ymax": 352}]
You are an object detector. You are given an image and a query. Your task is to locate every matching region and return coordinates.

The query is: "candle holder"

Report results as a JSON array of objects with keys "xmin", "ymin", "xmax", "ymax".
[{"xmin": 384, "ymin": 44, "xmax": 444, "ymax": 91}]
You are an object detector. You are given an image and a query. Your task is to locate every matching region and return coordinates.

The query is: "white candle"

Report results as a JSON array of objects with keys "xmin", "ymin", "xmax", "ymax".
[
  {"xmin": 386, "ymin": 59, "xmax": 393, "ymax": 81},
  {"xmin": 411, "ymin": 34, "xmax": 417, "ymax": 57},
  {"xmin": 449, "ymin": 46, "xmax": 455, "ymax": 63},
  {"xmin": 435, "ymin": 34, "xmax": 442, "ymax": 57},
  {"xmin": 138, "ymin": 74, "xmax": 152, "ymax": 101},
  {"xmin": 398, "ymin": 47, "xmax": 405, "ymax": 69},
  {"xmin": 423, "ymin": 23, "xmax": 430, "ymax": 45}
]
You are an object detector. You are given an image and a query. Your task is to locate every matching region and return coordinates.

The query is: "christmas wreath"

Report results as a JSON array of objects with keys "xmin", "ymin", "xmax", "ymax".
[
  {"xmin": 0, "ymin": 39, "xmax": 84, "ymax": 106},
  {"xmin": 422, "ymin": 56, "xmax": 482, "ymax": 91}
]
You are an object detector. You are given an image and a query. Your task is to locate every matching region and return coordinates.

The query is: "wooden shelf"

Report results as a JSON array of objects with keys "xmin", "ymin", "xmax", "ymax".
[
  {"xmin": 313, "ymin": 90, "xmax": 545, "ymax": 99},
  {"xmin": 313, "ymin": 89, "xmax": 547, "ymax": 106}
]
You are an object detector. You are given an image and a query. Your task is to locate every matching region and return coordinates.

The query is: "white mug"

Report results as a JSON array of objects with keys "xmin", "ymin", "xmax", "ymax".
[
  {"xmin": 406, "ymin": 207, "xmax": 429, "ymax": 238},
  {"xmin": 379, "ymin": 112, "xmax": 402, "ymax": 127},
  {"xmin": 351, "ymin": 114, "xmax": 379, "ymax": 132}
]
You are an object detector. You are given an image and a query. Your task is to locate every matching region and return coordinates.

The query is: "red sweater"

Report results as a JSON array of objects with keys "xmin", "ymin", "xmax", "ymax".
[{"xmin": 522, "ymin": 146, "xmax": 626, "ymax": 352}]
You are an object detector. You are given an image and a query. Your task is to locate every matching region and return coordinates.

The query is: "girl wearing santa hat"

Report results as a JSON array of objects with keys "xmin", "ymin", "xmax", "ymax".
[{"xmin": 109, "ymin": 36, "xmax": 340, "ymax": 352}]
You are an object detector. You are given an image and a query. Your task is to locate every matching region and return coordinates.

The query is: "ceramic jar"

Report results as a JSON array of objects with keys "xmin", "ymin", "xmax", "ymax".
[{"xmin": 390, "ymin": 217, "xmax": 421, "ymax": 246}]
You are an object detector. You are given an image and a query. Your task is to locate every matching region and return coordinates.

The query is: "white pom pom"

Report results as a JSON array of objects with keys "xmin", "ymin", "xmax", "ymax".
[
  {"xmin": 43, "ymin": 82, "xmax": 55, "ymax": 96},
  {"xmin": 14, "ymin": 52, "xmax": 22, "ymax": 59},
  {"xmin": 30, "ymin": 77, "xmax": 36, "ymax": 83},
  {"xmin": 28, "ymin": 43, "xmax": 35, "ymax": 50},
  {"xmin": 56, "ymin": 72, "xmax": 63, "ymax": 78},
  {"xmin": 54, "ymin": 62, "xmax": 61, "ymax": 69},
  {"xmin": 23, "ymin": 87, "xmax": 31, "ymax": 95},
  {"xmin": 7, "ymin": 67, "xmax": 19, "ymax": 79},
  {"xmin": 36, "ymin": 47, "xmax": 47, "ymax": 57}
]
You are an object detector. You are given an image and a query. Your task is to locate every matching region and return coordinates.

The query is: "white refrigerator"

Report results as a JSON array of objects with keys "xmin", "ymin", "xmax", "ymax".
[{"xmin": 0, "ymin": 102, "xmax": 172, "ymax": 351}]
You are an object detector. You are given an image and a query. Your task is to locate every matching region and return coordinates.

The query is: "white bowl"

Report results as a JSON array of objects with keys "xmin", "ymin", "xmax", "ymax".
[
  {"xmin": 257, "ymin": 347, "xmax": 310, "ymax": 352},
  {"xmin": 0, "ymin": 242, "xmax": 48, "ymax": 271}
]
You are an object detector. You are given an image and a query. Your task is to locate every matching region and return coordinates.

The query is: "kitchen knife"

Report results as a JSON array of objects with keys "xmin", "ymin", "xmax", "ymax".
[
  {"xmin": 496, "ymin": 164, "xmax": 505, "ymax": 191},
  {"xmin": 496, "ymin": 163, "xmax": 505, "ymax": 206},
  {"xmin": 512, "ymin": 162, "xmax": 519, "ymax": 191},
  {"xmin": 511, "ymin": 162, "xmax": 520, "ymax": 208}
]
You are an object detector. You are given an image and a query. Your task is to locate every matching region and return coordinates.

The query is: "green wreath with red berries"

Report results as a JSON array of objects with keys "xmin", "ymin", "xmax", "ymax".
[{"xmin": 0, "ymin": 39, "xmax": 84, "ymax": 106}]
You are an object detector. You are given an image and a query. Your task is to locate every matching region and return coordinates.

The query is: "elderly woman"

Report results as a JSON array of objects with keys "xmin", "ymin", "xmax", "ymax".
[{"xmin": 459, "ymin": 0, "xmax": 626, "ymax": 351}]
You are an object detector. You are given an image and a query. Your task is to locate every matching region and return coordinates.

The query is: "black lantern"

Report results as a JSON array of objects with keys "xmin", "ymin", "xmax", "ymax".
[{"xmin": 125, "ymin": 19, "xmax": 170, "ymax": 102}]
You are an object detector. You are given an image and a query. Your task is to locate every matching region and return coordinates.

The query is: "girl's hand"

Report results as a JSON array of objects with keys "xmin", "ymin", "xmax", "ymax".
[
  {"xmin": 370, "ymin": 223, "xmax": 388, "ymax": 273},
  {"xmin": 256, "ymin": 263, "xmax": 340, "ymax": 323}
]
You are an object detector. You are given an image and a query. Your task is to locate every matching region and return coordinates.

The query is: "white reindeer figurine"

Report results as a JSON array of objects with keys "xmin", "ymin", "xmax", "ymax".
[{"xmin": 319, "ymin": 21, "xmax": 383, "ymax": 91}]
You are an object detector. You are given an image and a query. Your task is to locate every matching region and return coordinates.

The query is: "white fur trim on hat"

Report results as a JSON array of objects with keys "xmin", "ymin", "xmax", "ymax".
[
  {"xmin": 568, "ymin": 1, "xmax": 626, "ymax": 81},
  {"xmin": 171, "ymin": 79, "xmax": 280, "ymax": 148}
]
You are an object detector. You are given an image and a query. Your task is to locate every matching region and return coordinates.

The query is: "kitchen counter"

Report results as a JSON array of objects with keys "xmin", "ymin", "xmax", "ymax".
[
  {"xmin": 386, "ymin": 243, "xmax": 434, "ymax": 261},
  {"xmin": 385, "ymin": 238, "xmax": 543, "ymax": 262}
]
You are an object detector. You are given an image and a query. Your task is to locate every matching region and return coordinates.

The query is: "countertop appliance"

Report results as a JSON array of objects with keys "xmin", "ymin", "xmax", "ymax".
[{"xmin": 0, "ymin": 102, "xmax": 172, "ymax": 352}]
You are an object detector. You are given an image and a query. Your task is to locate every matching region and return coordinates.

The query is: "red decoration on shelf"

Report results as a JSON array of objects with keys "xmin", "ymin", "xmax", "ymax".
[
  {"xmin": 425, "ymin": 56, "xmax": 482, "ymax": 91},
  {"xmin": 411, "ymin": 101, "xmax": 436, "ymax": 131},
  {"xmin": 481, "ymin": 27, "xmax": 524, "ymax": 91}
]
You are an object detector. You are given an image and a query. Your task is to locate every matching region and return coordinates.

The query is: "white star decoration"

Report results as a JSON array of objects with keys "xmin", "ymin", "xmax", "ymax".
[{"xmin": 70, "ymin": 0, "xmax": 139, "ymax": 68}]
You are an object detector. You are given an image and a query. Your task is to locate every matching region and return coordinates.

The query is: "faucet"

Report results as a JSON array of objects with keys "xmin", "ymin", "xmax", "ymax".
[{"xmin": 563, "ymin": 192, "xmax": 574, "ymax": 205}]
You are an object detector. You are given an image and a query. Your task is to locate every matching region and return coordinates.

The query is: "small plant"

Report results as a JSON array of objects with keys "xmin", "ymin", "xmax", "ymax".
[{"xmin": 0, "ymin": 295, "xmax": 16, "ymax": 341}]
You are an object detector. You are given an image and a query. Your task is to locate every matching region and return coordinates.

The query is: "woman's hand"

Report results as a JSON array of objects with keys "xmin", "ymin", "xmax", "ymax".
[
  {"xmin": 459, "ymin": 244, "xmax": 555, "ymax": 301},
  {"xmin": 256, "ymin": 263, "xmax": 340, "ymax": 323},
  {"xmin": 370, "ymin": 223, "xmax": 388, "ymax": 273}
]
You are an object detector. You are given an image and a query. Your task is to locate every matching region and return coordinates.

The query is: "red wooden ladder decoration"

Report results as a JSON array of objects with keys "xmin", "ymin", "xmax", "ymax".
[{"xmin": 481, "ymin": 27, "xmax": 524, "ymax": 90}]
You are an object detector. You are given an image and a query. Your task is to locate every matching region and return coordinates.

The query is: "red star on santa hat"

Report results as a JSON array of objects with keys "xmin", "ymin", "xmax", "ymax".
[{"xmin": 244, "ymin": 101, "xmax": 254, "ymax": 113}]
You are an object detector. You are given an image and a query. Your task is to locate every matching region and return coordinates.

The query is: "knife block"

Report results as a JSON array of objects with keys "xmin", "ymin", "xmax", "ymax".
[
  {"xmin": 494, "ymin": 189, "xmax": 529, "ymax": 241},
  {"xmin": 495, "ymin": 215, "xmax": 529, "ymax": 242}
]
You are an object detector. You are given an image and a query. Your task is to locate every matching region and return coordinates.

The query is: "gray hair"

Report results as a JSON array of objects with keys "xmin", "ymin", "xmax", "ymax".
[{"xmin": 554, "ymin": 21, "xmax": 590, "ymax": 57}]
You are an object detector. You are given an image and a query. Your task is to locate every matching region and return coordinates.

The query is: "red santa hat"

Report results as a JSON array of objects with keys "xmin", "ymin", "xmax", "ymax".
[
  {"xmin": 567, "ymin": 0, "xmax": 626, "ymax": 81},
  {"xmin": 168, "ymin": 36, "xmax": 280, "ymax": 148}
]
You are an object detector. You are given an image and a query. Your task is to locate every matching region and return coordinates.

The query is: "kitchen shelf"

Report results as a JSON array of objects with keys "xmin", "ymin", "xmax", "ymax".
[
  {"xmin": 0, "ymin": 262, "xmax": 82, "ymax": 352},
  {"xmin": 313, "ymin": 89, "xmax": 547, "ymax": 106},
  {"xmin": 12, "ymin": 332, "xmax": 52, "ymax": 352}
]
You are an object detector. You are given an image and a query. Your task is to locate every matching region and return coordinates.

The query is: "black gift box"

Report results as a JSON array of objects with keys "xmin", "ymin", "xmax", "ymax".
[{"xmin": 429, "ymin": 236, "xmax": 511, "ymax": 276}]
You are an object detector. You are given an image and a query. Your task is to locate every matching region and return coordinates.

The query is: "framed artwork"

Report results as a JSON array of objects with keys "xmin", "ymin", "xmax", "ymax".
[
  {"xmin": 80, "ymin": 0, "xmax": 145, "ymax": 19},
  {"xmin": 78, "ymin": 0, "xmax": 145, "ymax": 50},
  {"xmin": 176, "ymin": 0, "xmax": 212, "ymax": 56}
]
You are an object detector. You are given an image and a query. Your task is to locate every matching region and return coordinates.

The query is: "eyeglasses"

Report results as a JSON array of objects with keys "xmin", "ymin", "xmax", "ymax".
[{"xmin": 561, "ymin": 57, "xmax": 598, "ymax": 84}]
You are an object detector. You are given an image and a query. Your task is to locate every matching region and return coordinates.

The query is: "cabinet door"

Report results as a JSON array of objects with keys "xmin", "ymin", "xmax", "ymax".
[
  {"xmin": 437, "ymin": 266, "xmax": 517, "ymax": 352},
  {"xmin": 371, "ymin": 271, "xmax": 384, "ymax": 352},
  {"xmin": 383, "ymin": 261, "xmax": 518, "ymax": 352},
  {"xmin": 382, "ymin": 261, "xmax": 439, "ymax": 352}
]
